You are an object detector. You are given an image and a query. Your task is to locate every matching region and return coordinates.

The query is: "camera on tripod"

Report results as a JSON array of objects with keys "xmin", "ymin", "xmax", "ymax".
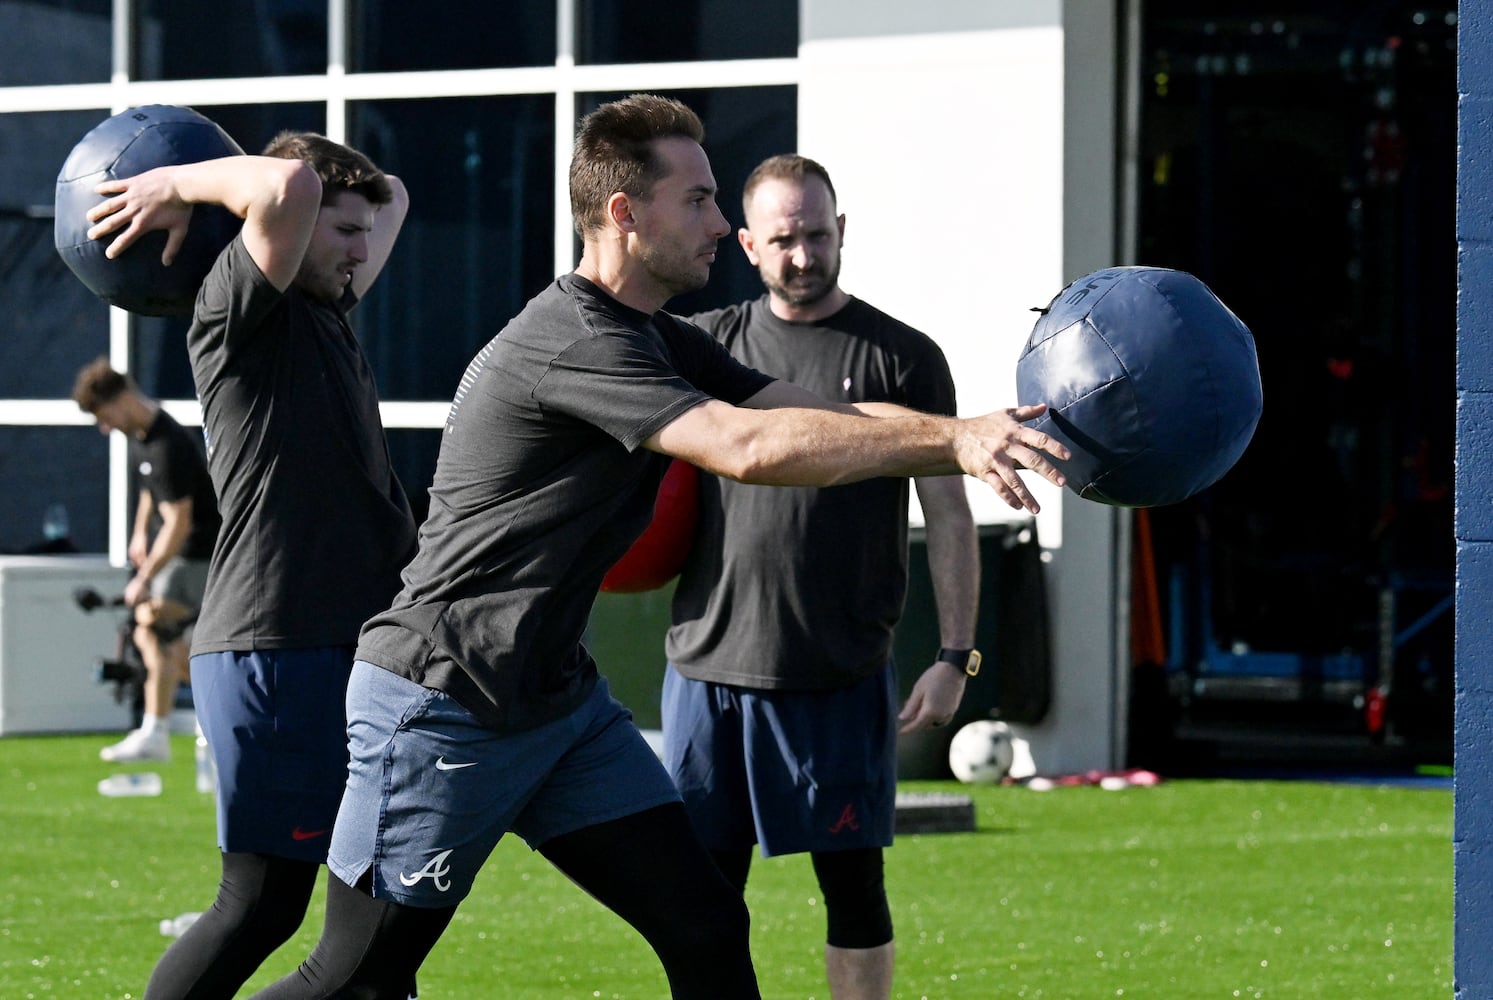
[
  {"xmin": 73, "ymin": 585, "xmax": 200, "ymax": 727},
  {"xmin": 98, "ymin": 655, "xmax": 145, "ymax": 685},
  {"xmin": 73, "ymin": 585, "xmax": 147, "ymax": 722}
]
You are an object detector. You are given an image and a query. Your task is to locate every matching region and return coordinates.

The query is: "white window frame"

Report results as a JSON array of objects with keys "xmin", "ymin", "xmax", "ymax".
[{"xmin": 0, "ymin": 0, "xmax": 799, "ymax": 563}]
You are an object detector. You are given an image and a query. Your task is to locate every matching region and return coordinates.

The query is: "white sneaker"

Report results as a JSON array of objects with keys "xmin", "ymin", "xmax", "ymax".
[{"xmin": 100, "ymin": 727, "xmax": 171, "ymax": 763}]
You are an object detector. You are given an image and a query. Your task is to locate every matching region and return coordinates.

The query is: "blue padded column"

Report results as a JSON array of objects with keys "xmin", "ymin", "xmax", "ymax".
[{"xmin": 1457, "ymin": 7, "xmax": 1493, "ymax": 996}]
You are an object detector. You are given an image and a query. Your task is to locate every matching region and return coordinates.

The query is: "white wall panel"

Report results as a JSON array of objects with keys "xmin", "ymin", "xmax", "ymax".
[{"xmin": 797, "ymin": 25, "xmax": 1066, "ymax": 534}]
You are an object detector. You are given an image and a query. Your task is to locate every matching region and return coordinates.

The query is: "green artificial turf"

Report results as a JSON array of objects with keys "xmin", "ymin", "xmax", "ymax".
[{"xmin": 0, "ymin": 733, "xmax": 1452, "ymax": 998}]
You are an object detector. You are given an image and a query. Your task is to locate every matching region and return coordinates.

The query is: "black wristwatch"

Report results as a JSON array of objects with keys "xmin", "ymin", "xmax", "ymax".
[{"xmin": 938, "ymin": 647, "xmax": 982, "ymax": 677}]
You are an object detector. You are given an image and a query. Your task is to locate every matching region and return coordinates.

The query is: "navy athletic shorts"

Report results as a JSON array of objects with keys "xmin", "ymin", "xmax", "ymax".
[
  {"xmin": 190, "ymin": 646, "xmax": 355, "ymax": 862},
  {"xmin": 328, "ymin": 662, "xmax": 682, "ymax": 908},
  {"xmin": 661, "ymin": 662, "xmax": 898, "ymax": 858}
]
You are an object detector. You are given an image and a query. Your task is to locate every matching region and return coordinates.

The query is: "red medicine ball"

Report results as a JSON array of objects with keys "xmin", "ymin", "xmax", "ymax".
[{"xmin": 601, "ymin": 459, "xmax": 700, "ymax": 593}]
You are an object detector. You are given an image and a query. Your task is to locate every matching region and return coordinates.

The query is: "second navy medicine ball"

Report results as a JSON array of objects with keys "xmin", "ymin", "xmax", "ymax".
[
  {"xmin": 1015, "ymin": 266, "xmax": 1262, "ymax": 508},
  {"xmin": 55, "ymin": 105, "xmax": 244, "ymax": 317}
]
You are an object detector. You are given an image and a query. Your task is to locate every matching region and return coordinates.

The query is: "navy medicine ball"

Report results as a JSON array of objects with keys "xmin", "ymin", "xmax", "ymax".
[
  {"xmin": 1015, "ymin": 266, "xmax": 1262, "ymax": 508},
  {"xmin": 55, "ymin": 105, "xmax": 244, "ymax": 317}
]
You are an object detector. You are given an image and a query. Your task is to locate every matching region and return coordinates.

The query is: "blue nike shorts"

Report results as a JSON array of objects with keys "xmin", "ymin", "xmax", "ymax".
[
  {"xmin": 190, "ymin": 646, "xmax": 355, "ymax": 862},
  {"xmin": 328, "ymin": 662, "xmax": 681, "ymax": 908},
  {"xmin": 661, "ymin": 662, "xmax": 898, "ymax": 858}
]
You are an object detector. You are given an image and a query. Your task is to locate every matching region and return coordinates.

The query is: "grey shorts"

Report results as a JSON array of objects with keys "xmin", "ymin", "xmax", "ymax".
[
  {"xmin": 150, "ymin": 556, "xmax": 209, "ymax": 610},
  {"xmin": 328, "ymin": 662, "xmax": 681, "ymax": 907}
]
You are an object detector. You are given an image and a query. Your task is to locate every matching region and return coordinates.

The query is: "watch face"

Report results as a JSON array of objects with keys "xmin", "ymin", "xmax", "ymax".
[{"xmin": 940, "ymin": 648, "xmax": 981, "ymax": 676}]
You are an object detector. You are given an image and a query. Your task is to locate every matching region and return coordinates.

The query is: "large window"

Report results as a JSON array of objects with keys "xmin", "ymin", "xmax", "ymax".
[{"xmin": 0, "ymin": 1, "xmax": 799, "ymax": 559}]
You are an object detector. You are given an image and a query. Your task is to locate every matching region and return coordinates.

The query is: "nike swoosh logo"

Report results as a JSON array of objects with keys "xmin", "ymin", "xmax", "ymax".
[
  {"xmin": 435, "ymin": 756, "xmax": 477, "ymax": 771},
  {"xmin": 291, "ymin": 826, "xmax": 331, "ymax": 841}
]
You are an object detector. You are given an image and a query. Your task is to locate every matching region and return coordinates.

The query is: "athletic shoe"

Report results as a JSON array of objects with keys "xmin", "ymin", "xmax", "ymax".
[{"xmin": 99, "ymin": 727, "xmax": 171, "ymax": 762}]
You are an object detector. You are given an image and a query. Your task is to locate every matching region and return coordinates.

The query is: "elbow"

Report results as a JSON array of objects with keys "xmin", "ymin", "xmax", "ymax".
[
  {"xmin": 720, "ymin": 437, "xmax": 844, "ymax": 488},
  {"xmin": 244, "ymin": 160, "xmax": 323, "ymax": 231},
  {"xmin": 710, "ymin": 449, "xmax": 762, "ymax": 485},
  {"xmin": 279, "ymin": 161, "xmax": 323, "ymax": 211},
  {"xmin": 386, "ymin": 175, "xmax": 410, "ymax": 215},
  {"xmin": 251, "ymin": 159, "xmax": 322, "ymax": 222},
  {"xmin": 698, "ymin": 430, "xmax": 777, "ymax": 485}
]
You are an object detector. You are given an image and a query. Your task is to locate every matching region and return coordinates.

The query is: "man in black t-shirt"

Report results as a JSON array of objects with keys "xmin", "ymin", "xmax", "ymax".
[
  {"xmin": 84, "ymin": 132, "xmax": 416, "ymax": 999},
  {"xmin": 73, "ymin": 359, "xmax": 220, "ymax": 763},
  {"xmin": 664, "ymin": 155, "xmax": 980, "ymax": 1000},
  {"xmin": 249, "ymin": 95, "xmax": 1069, "ymax": 1000}
]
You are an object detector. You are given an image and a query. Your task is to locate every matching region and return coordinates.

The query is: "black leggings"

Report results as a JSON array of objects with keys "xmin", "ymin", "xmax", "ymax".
[
  {"xmin": 144, "ymin": 851, "xmax": 320, "ymax": 1000},
  {"xmin": 711, "ymin": 845, "xmax": 894, "ymax": 949},
  {"xmin": 249, "ymin": 803, "xmax": 759, "ymax": 1000}
]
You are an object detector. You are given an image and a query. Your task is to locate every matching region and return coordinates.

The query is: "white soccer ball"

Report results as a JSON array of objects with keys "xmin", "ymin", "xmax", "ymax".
[{"xmin": 948, "ymin": 720, "xmax": 1015, "ymax": 784}]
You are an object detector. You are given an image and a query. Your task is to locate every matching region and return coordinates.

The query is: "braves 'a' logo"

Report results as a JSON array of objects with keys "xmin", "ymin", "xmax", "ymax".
[
  {"xmin": 829, "ymin": 803, "xmax": 861, "ymax": 834},
  {"xmin": 399, "ymin": 849, "xmax": 455, "ymax": 892}
]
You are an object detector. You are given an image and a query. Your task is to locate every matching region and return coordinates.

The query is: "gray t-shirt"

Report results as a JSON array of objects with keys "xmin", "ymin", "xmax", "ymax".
[
  {"xmin": 186, "ymin": 236, "xmax": 416, "ymax": 653},
  {"xmin": 357, "ymin": 274, "xmax": 774, "ymax": 733},
  {"xmin": 666, "ymin": 295, "xmax": 957, "ymax": 691}
]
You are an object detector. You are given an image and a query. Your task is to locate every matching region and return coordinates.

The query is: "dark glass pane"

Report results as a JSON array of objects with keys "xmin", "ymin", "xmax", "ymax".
[
  {"xmin": 0, "ymin": 427, "xmax": 108, "ymax": 554},
  {"xmin": 1, "ymin": 110, "xmax": 112, "ymax": 399},
  {"xmin": 386, "ymin": 428, "xmax": 442, "ymax": 525},
  {"xmin": 189, "ymin": 103, "xmax": 328, "ymax": 156},
  {"xmin": 577, "ymin": 86, "xmax": 796, "ymax": 314},
  {"xmin": 579, "ymin": 0, "xmax": 796, "ymax": 64},
  {"xmin": 349, "ymin": 95, "xmax": 557, "ymax": 401},
  {"xmin": 0, "ymin": 1, "xmax": 112, "ymax": 85},
  {"xmin": 129, "ymin": 317, "xmax": 199, "ymax": 402},
  {"xmin": 136, "ymin": 0, "xmax": 326, "ymax": 80},
  {"xmin": 131, "ymin": 104, "xmax": 326, "ymax": 401},
  {"xmin": 350, "ymin": 0, "xmax": 557, "ymax": 72}
]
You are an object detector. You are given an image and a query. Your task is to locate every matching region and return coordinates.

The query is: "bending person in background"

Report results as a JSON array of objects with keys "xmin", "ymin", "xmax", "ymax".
[
  {"xmin": 73, "ymin": 358, "xmax": 220, "ymax": 763},
  {"xmin": 664, "ymin": 154, "xmax": 981, "ymax": 1000},
  {"xmin": 83, "ymin": 131, "xmax": 417, "ymax": 999}
]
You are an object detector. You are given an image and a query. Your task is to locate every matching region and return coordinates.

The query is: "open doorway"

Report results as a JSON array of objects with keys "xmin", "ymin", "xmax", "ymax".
[{"xmin": 1127, "ymin": 2, "xmax": 1455, "ymax": 770}]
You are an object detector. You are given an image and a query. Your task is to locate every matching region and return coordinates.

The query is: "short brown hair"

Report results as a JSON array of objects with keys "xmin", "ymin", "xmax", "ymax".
[
  {"xmin": 569, "ymin": 94, "xmax": 706, "ymax": 237},
  {"xmin": 742, "ymin": 154, "xmax": 838, "ymax": 218},
  {"xmin": 262, "ymin": 131, "xmax": 392, "ymax": 207},
  {"xmin": 72, "ymin": 356, "xmax": 132, "ymax": 413}
]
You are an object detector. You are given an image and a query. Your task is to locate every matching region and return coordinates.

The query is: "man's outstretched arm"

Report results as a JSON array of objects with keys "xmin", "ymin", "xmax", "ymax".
[{"xmin": 646, "ymin": 379, "xmax": 1068, "ymax": 512}]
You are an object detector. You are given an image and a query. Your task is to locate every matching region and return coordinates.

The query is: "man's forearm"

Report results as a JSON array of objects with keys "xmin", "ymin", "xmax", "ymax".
[
  {"xmin": 920, "ymin": 479, "xmax": 980, "ymax": 648},
  {"xmin": 729, "ymin": 407, "xmax": 964, "ymax": 486},
  {"xmin": 138, "ymin": 508, "xmax": 192, "ymax": 580},
  {"xmin": 652, "ymin": 391, "xmax": 1064, "ymax": 513}
]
